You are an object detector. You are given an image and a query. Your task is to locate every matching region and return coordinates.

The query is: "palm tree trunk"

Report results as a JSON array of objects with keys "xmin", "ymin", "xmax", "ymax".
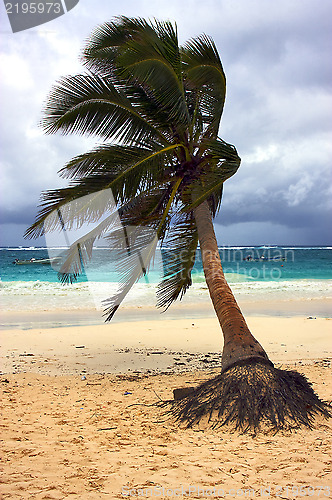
[{"xmin": 193, "ymin": 200, "xmax": 273, "ymax": 372}]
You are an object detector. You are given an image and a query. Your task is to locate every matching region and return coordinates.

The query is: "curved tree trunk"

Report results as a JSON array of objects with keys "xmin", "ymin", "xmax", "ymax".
[{"xmin": 194, "ymin": 200, "xmax": 273, "ymax": 372}]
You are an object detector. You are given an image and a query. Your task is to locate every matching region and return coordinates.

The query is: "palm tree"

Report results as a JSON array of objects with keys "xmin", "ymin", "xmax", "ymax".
[{"xmin": 26, "ymin": 17, "xmax": 330, "ymax": 431}]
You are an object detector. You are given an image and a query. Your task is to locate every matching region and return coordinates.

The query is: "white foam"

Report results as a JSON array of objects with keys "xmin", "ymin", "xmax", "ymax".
[{"xmin": 1, "ymin": 279, "xmax": 331, "ymax": 312}]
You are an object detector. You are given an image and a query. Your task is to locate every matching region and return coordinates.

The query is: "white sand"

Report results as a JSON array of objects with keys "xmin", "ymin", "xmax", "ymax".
[{"xmin": 1, "ymin": 311, "xmax": 331, "ymax": 499}]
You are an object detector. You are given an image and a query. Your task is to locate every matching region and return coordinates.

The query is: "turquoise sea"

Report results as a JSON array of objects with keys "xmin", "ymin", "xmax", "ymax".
[
  {"xmin": 0, "ymin": 246, "xmax": 331, "ymax": 319},
  {"xmin": 1, "ymin": 246, "xmax": 332, "ymax": 283}
]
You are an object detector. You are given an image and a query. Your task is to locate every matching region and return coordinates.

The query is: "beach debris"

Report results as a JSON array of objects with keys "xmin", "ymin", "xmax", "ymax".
[
  {"xmin": 307, "ymin": 317, "xmax": 317, "ymax": 320},
  {"xmin": 124, "ymin": 391, "xmax": 132, "ymax": 395},
  {"xmin": 97, "ymin": 427, "xmax": 117, "ymax": 431},
  {"xmin": 81, "ymin": 376, "xmax": 86, "ymax": 381},
  {"xmin": 116, "ymin": 374, "xmax": 147, "ymax": 381},
  {"xmin": 150, "ymin": 389, "xmax": 164, "ymax": 402},
  {"xmin": 19, "ymin": 353, "xmax": 34, "ymax": 356},
  {"xmin": 75, "ymin": 345, "xmax": 85, "ymax": 348}
]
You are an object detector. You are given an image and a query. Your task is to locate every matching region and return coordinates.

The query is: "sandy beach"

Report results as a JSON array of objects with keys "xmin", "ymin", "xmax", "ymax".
[
  {"xmin": 1, "ymin": 0, "xmax": 332, "ymax": 495},
  {"xmin": 1, "ymin": 307, "xmax": 332, "ymax": 499}
]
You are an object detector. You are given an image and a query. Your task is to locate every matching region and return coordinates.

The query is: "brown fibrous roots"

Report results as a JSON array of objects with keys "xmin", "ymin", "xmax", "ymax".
[{"xmin": 159, "ymin": 360, "xmax": 332, "ymax": 432}]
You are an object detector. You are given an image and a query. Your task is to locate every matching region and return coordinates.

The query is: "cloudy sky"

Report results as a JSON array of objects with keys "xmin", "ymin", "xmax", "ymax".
[{"xmin": 0, "ymin": 0, "xmax": 331, "ymax": 247}]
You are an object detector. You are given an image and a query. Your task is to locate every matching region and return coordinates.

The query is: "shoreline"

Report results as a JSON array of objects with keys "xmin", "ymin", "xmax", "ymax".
[
  {"xmin": 1, "ymin": 277, "xmax": 331, "ymax": 313},
  {"xmin": 1, "ymin": 296, "xmax": 331, "ymax": 330},
  {"xmin": 1, "ymin": 313, "xmax": 331, "ymax": 376}
]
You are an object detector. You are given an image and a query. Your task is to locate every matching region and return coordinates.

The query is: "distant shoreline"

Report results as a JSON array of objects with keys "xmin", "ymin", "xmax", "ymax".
[{"xmin": 1, "ymin": 297, "xmax": 331, "ymax": 331}]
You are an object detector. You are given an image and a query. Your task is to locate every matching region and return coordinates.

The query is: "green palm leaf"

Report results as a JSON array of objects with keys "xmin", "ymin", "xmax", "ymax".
[
  {"xmin": 182, "ymin": 35, "xmax": 226, "ymax": 136},
  {"xmin": 180, "ymin": 139, "xmax": 240, "ymax": 212},
  {"xmin": 102, "ymin": 177, "xmax": 182, "ymax": 320},
  {"xmin": 59, "ymin": 144, "xmax": 153, "ymax": 179},
  {"xmin": 83, "ymin": 16, "xmax": 182, "ymax": 80},
  {"xmin": 181, "ymin": 162, "xmax": 240, "ymax": 213},
  {"xmin": 157, "ymin": 212, "xmax": 198, "ymax": 310},
  {"xmin": 59, "ymin": 142, "xmax": 180, "ymax": 185},
  {"xmin": 25, "ymin": 140, "xmax": 183, "ymax": 239},
  {"xmin": 102, "ymin": 225, "xmax": 158, "ymax": 321},
  {"xmin": 83, "ymin": 17, "xmax": 190, "ymax": 134},
  {"xmin": 26, "ymin": 16, "xmax": 243, "ymax": 322},
  {"xmin": 24, "ymin": 175, "xmax": 119, "ymax": 238},
  {"xmin": 53, "ymin": 206, "xmax": 124, "ymax": 284},
  {"xmin": 42, "ymin": 74, "xmax": 168, "ymax": 145},
  {"xmin": 118, "ymin": 187, "xmax": 173, "ymax": 230}
]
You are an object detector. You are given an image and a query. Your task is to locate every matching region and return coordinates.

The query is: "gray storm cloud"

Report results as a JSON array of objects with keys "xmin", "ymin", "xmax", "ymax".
[{"xmin": 0, "ymin": 0, "xmax": 331, "ymax": 245}]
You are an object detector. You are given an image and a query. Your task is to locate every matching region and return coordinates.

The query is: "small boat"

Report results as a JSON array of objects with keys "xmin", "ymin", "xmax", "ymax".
[
  {"xmin": 243, "ymin": 256, "xmax": 286, "ymax": 262},
  {"xmin": 13, "ymin": 257, "xmax": 62, "ymax": 265}
]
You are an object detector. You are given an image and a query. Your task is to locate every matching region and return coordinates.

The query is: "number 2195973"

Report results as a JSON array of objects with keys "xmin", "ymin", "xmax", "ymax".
[{"xmin": 5, "ymin": 3, "xmax": 61, "ymax": 14}]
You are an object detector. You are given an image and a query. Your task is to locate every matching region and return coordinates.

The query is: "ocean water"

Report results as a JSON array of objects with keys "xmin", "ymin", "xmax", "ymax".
[{"xmin": 0, "ymin": 246, "xmax": 331, "ymax": 316}]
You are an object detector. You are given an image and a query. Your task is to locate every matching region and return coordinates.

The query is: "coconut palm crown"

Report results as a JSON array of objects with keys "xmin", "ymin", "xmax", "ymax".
[{"xmin": 26, "ymin": 16, "xmax": 240, "ymax": 317}]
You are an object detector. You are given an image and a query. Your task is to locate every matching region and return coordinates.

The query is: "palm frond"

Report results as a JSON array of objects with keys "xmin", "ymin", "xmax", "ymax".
[
  {"xmin": 25, "ymin": 178, "xmax": 119, "ymax": 239},
  {"xmin": 59, "ymin": 142, "xmax": 179, "ymax": 188},
  {"xmin": 83, "ymin": 17, "xmax": 190, "ymax": 134},
  {"xmin": 181, "ymin": 164, "xmax": 239, "ymax": 213},
  {"xmin": 83, "ymin": 16, "xmax": 182, "ymax": 80},
  {"xmin": 120, "ymin": 58, "xmax": 189, "ymax": 128},
  {"xmin": 59, "ymin": 144, "xmax": 153, "ymax": 179},
  {"xmin": 182, "ymin": 35, "xmax": 226, "ymax": 136},
  {"xmin": 208, "ymin": 184, "xmax": 224, "ymax": 218},
  {"xmin": 106, "ymin": 143, "xmax": 181, "ymax": 203},
  {"xmin": 51, "ymin": 201, "xmax": 123, "ymax": 284},
  {"xmin": 124, "ymin": 84, "xmax": 177, "ymax": 137},
  {"xmin": 204, "ymin": 137, "xmax": 240, "ymax": 162},
  {"xmin": 25, "ymin": 139, "xmax": 183, "ymax": 240},
  {"xmin": 41, "ymin": 74, "xmax": 167, "ymax": 145},
  {"xmin": 82, "ymin": 17, "xmax": 159, "ymax": 76},
  {"xmin": 157, "ymin": 212, "xmax": 198, "ymax": 310},
  {"xmin": 181, "ymin": 139, "xmax": 241, "ymax": 213},
  {"xmin": 120, "ymin": 17, "xmax": 182, "ymax": 78},
  {"xmin": 102, "ymin": 177, "xmax": 183, "ymax": 320},
  {"xmin": 82, "ymin": 18, "xmax": 129, "ymax": 74},
  {"xmin": 55, "ymin": 239, "xmax": 94, "ymax": 285},
  {"xmin": 117, "ymin": 187, "xmax": 172, "ymax": 230},
  {"xmin": 63, "ymin": 143, "xmax": 180, "ymax": 208},
  {"xmin": 102, "ymin": 226, "xmax": 158, "ymax": 321}
]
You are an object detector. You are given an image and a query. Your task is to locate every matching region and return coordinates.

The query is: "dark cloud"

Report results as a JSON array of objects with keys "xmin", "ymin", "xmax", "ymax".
[
  {"xmin": 0, "ymin": 0, "xmax": 331, "ymax": 245},
  {"xmin": 0, "ymin": 207, "xmax": 38, "ymax": 226}
]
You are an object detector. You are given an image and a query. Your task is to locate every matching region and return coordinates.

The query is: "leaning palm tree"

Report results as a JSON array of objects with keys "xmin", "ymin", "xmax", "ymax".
[{"xmin": 26, "ymin": 17, "xmax": 330, "ymax": 431}]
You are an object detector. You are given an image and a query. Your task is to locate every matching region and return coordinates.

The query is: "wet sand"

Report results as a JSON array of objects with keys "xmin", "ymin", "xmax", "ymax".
[{"xmin": 0, "ymin": 315, "xmax": 331, "ymax": 375}]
